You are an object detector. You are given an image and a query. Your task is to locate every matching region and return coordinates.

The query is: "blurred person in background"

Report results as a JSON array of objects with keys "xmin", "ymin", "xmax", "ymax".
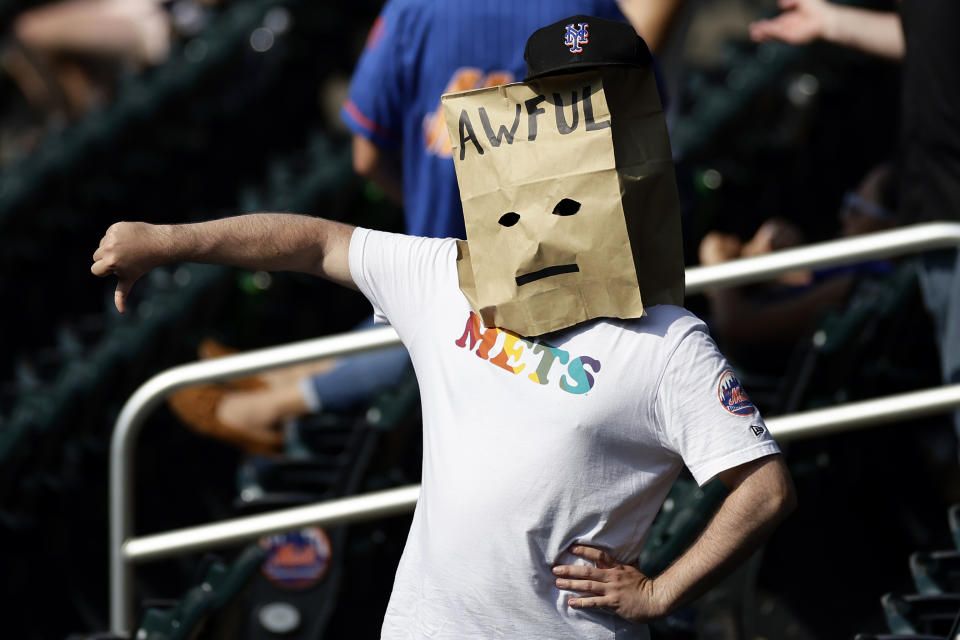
[
  {"xmin": 698, "ymin": 162, "xmax": 900, "ymax": 353},
  {"xmin": 171, "ymin": 0, "xmax": 699, "ymax": 455},
  {"xmin": 0, "ymin": 0, "xmax": 170, "ymax": 162},
  {"xmin": 750, "ymin": 0, "xmax": 960, "ymax": 444}
]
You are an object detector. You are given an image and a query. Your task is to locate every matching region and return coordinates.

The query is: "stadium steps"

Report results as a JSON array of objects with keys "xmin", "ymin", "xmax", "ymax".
[
  {"xmin": 911, "ymin": 551, "xmax": 960, "ymax": 596},
  {"xmin": 0, "ymin": 130, "xmax": 357, "ymax": 579},
  {"xmin": 881, "ymin": 593, "xmax": 960, "ymax": 638},
  {"xmin": 0, "ymin": 0, "xmax": 336, "ymax": 424},
  {"xmin": 949, "ymin": 504, "xmax": 960, "ymax": 552},
  {"xmin": 855, "ymin": 503, "xmax": 960, "ymax": 639},
  {"xmin": 0, "ymin": 263, "xmax": 229, "ymax": 459},
  {"xmin": 0, "ymin": 128, "xmax": 354, "ymax": 503}
]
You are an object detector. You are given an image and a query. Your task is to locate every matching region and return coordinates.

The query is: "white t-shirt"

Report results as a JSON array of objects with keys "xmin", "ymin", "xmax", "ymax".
[{"xmin": 348, "ymin": 228, "xmax": 781, "ymax": 640}]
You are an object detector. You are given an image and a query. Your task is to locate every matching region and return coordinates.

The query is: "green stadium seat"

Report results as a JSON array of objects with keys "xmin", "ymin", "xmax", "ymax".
[
  {"xmin": 882, "ymin": 592, "xmax": 960, "ymax": 637},
  {"xmin": 949, "ymin": 504, "xmax": 960, "ymax": 552},
  {"xmin": 774, "ymin": 262, "xmax": 923, "ymax": 415},
  {"xmin": 136, "ymin": 607, "xmax": 176, "ymax": 640},
  {"xmin": 202, "ymin": 545, "xmax": 268, "ymax": 610},
  {"xmin": 160, "ymin": 586, "xmax": 214, "ymax": 639},
  {"xmin": 910, "ymin": 550, "xmax": 960, "ymax": 595},
  {"xmin": 134, "ymin": 546, "xmax": 265, "ymax": 639}
]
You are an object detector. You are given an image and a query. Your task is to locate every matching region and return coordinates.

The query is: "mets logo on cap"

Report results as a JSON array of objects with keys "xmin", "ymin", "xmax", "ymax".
[
  {"xmin": 718, "ymin": 370, "xmax": 755, "ymax": 416},
  {"xmin": 564, "ymin": 22, "xmax": 589, "ymax": 53}
]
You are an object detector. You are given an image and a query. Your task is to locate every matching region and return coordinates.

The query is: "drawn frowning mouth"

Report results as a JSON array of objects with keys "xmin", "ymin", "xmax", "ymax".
[{"xmin": 515, "ymin": 263, "xmax": 580, "ymax": 286}]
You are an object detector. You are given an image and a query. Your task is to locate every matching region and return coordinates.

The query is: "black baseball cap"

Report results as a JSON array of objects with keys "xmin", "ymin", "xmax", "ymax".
[{"xmin": 523, "ymin": 14, "xmax": 653, "ymax": 81}]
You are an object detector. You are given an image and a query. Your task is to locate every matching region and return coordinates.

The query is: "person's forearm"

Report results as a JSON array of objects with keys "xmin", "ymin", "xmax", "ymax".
[
  {"xmin": 551, "ymin": 457, "xmax": 794, "ymax": 622},
  {"xmin": 708, "ymin": 276, "xmax": 852, "ymax": 344},
  {"xmin": 653, "ymin": 458, "xmax": 796, "ymax": 612},
  {"xmin": 823, "ymin": 5, "xmax": 904, "ymax": 60},
  {"xmin": 352, "ymin": 135, "xmax": 403, "ymax": 205},
  {"xmin": 93, "ymin": 213, "xmax": 356, "ymax": 312},
  {"xmin": 368, "ymin": 159, "xmax": 404, "ymax": 206},
  {"xmin": 160, "ymin": 213, "xmax": 346, "ymax": 275}
]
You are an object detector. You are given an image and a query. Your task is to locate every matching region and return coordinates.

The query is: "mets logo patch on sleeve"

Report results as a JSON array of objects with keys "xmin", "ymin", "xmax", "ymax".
[{"xmin": 718, "ymin": 370, "xmax": 756, "ymax": 416}]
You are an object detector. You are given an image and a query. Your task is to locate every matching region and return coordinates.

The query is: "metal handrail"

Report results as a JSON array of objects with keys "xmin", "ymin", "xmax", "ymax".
[
  {"xmin": 120, "ymin": 383, "xmax": 960, "ymax": 567},
  {"xmin": 110, "ymin": 327, "xmax": 402, "ymax": 633},
  {"xmin": 109, "ymin": 222, "xmax": 960, "ymax": 632},
  {"xmin": 685, "ymin": 221, "xmax": 960, "ymax": 293},
  {"xmin": 125, "ymin": 485, "xmax": 421, "ymax": 563}
]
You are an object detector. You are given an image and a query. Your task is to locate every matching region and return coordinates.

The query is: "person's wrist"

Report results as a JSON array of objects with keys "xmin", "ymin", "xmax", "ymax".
[
  {"xmin": 644, "ymin": 577, "xmax": 673, "ymax": 619},
  {"xmin": 819, "ymin": 2, "xmax": 841, "ymax": 44},
  {"xmin": 148, "ymin": 222, "xmax": 179, "ymax": 265}
]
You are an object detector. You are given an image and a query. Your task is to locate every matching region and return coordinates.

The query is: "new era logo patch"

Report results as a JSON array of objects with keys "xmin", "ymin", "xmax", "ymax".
[{"xmin": 751, "ymin": 425, "xmax": 765, "ymax": 438}]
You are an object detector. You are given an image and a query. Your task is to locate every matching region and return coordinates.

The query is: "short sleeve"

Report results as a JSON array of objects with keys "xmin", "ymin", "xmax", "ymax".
[
  {"xmin": 340, "ymin": 0, "xmax": 411, "ymax": 148},
  {"xmin": 349, "ymin": 228, "xmax": 458, "ymax": 338},
  {"xmin": 655, "ymin": 328, "xmax": 781, "ymax": 486}
]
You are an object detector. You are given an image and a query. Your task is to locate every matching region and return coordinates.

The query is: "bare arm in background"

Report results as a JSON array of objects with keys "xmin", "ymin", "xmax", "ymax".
[
  {"xmin": 696, "ymin": 223, "xmax": 854, "ymax": 344},
  {"xmin": 749, "ymin": 0, "xmax": 904, "ymax": 61},
  {"xmin": 553, "ymin": 454, "xmax": 796, "ymax": 621},
  {"xmin": 91, "ymin": 214, "xmax": 356, "ymax": 313},
  {"xmin": 14, "ymin": 0, "xmax": 170, "ymax": 66},
  {"xmin": 352, "ymin": 135, "xmax": 404, "ymax": 206},
  {"xmin": 706, "ymin": 275, "xmax": 854, "ymax": 344},
  {"xmin": 617, "ymin": 0, "xmax": 687, "ymax": 52}
]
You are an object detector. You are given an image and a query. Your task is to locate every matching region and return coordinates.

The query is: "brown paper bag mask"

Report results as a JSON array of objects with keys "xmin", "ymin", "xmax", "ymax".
[{"xmin": 442, "ymin": 66, "xmax": 684, "ymax": 338}]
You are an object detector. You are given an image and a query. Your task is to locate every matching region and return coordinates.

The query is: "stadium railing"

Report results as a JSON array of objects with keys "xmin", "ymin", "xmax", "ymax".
[{"xmin": 109, "ymin": 221, "xmax": 960, "ymax": 633}]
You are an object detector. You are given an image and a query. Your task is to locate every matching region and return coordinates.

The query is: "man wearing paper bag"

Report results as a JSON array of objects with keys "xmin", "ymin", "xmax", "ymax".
[
  {"xmin": 451, "ymin": 22, "xmax": 684, "ymax": 337},
  {"xmin": 92, "ymin": 15, "xmax": 795, "ymax": 639}
]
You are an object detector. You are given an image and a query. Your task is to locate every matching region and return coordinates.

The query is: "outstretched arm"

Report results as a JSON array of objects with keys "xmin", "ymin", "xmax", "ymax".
[
  {"xmin": 553, "ymin": 454, "xmax": 796, "ymax": 622},
  {"xmin": 749, "ymin": 0, "xmax": 904, "ymax": 61},
  {"xmin": 91, "ymin": 213, "xmax": 356, "ymax": 313}
]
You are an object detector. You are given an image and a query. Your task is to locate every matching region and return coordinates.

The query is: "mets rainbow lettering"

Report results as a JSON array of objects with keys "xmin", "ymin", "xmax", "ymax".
[{"xmin": 454, "ymin": 311, "xmax": 601, "ymax": 395}]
